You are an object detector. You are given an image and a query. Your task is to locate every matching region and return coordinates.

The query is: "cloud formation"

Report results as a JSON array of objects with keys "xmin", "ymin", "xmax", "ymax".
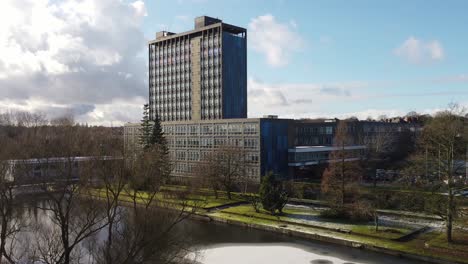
[
  {"xmin": 0, "ymin": 0, "xmax": 148, "ymax": 125},
  {"xmin": 247, "ymin": 78, "xmax": 366, "ymax": 117},
  {"xmin": 248, "ymin": 14, "xmax": 303, "ymax": 67},
  {"xmin": 394, "ymin": 36, "xmax": 444, "ymax": 64}
]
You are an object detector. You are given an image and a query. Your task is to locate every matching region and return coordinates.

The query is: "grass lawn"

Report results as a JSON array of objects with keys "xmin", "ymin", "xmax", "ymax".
[
  {"xmin": 425, "ymin": 230, "xmax": 468, "ymax": 253},
  {"xmin": 350, "ymin": 226, "xmax": 411, "ymax": 240},
  {"xmin": 89, "ymin": 188, "xmax": 243, "ymax": 210},
  {"xmin": 221, "ymin": 205, "xmax": 413, "ymax": 240},
  {"xmin": 221, "ymin": 204, "xmax": 319, "ymax": 221}
]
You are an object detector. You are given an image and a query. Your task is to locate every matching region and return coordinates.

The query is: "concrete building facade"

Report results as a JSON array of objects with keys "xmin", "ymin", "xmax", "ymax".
[
  {"xmin": 125, "ymin": 117, "xmax": 291, "ymax": 183},
  {"xmin": 148, "ymin": 16, "xmax": 247, "ymax": 122}
]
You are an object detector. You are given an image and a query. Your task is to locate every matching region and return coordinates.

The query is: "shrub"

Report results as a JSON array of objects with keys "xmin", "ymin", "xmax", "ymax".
[{"xmin": 260, "ymin": 172, "xmax": 289, "ymax": 215}]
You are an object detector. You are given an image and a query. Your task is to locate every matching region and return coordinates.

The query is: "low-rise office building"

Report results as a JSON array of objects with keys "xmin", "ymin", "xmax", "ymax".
[
  {"xmin": 124, "ymin": 117, "xmax": 418, "ymax": 182},
  {"xmin": 125, "ymin": 117, "xmax": 290, "ymax": 182}
]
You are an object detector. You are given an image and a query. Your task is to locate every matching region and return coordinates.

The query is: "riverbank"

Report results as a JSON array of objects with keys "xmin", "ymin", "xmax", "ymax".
[
  {"xmin": 89, "ymin": 189, "xmax": 468, "ymax": 264},
  {"xmin": 206, "ymin": 211, "xmax": 467, "ymax": 264}
]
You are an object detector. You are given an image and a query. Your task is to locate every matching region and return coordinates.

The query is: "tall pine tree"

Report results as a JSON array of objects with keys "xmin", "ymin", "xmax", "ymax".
[
  {"xmin": 149, "ymin": 112, "xmax": 168, "ymax": 154},
  {"xmin": 139, "ymin": 104, "xmax": 152, "ymax": 150}
]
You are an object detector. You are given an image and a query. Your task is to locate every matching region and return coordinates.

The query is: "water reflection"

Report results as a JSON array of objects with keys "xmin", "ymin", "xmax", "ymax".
[{"xmin": 12, "ymin": 199, "xmax": 425, "ymax": 264}]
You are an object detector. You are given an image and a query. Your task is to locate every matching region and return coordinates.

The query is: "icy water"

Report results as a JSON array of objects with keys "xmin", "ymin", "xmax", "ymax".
[{"xmin": 185, "ymin": 220, "xmax": 425, "ymax": 264}]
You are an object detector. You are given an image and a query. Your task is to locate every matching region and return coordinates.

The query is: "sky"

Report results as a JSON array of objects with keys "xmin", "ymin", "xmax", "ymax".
[{"xmin": 0, "ymin": 0, "xmax": 467, "ymax": 126}]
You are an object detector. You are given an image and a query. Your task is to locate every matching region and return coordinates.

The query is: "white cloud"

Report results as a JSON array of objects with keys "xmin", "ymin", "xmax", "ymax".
[
  {"xmin": 131, "ymin": 0, "xmax": 148, "ymax": 17},
  {"xmin": 0, "ymin": 0, "xmax": 148, "ymax": 125},
  {"xmin": 394, "ymin": 36, "xmax": 445, "ymax": 64},
  {"xmin": 0, "ymin": 96, "xmax": 146, "ymax": 126},
  {"xmin": 247, "ymin": 77, "xmax": 467, "ymax": 119},
  {"xmin": 248, "ymin": 14, "xmax": 303, "ymax": 67},
  {"xmin": 247, "ymin": 77, "xmax": 367, "ymax": 117}
]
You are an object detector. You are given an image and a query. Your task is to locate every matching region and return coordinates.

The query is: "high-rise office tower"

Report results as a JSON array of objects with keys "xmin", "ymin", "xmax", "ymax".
[{"xmin": 148, "ymin": 16, "xmax": 247, "ymax": 122}]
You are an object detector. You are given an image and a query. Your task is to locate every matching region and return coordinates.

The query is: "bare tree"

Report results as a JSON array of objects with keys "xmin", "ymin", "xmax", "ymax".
[
  {"xmin": 0, "ymin": 119, "xmax": 30, "ymax": 264},
  {"xmin": 88, "ymin": 140, "xmax": 126, "ymax": 264},
  {"xmin": 0, "ymin": 110, "xmax": 200, "ymax": 263},
  {"xmin": 321, "ymin": 120, "xmax": 363, "ymax": 209},
  {"xmin": 91, "ymin": 205, "xmax": 196, "ymax": 264},
  {"xmin": 26, "ymin": 121, "xmax": 108, "ymax": 264},
  {"xmin": 192, "ymin": 153, "xmax": 221, "ymax": 199},
  {"xmin": 90, "ymin": 143, "xmax": 198, "ymax": 264},
  {"xmin": 195, "ymin": 146, "xmax": 246, "ymax": 200},
  {"xmin": 0, "ymin": 157, "xmax": 21, "ymax": 264},
  {"xmin": 407, "ymin": 104, "xmax": 467, "ymax": 242}
]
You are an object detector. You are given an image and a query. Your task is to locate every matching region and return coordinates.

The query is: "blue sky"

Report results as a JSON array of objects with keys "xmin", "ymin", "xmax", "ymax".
[
  {"xmin": 143, "ymin": 0, "xmax": 468, "ymax": 119},
  {"xmin": 0, "ymin": 0, "xmax": 466, "ymax": 125}
]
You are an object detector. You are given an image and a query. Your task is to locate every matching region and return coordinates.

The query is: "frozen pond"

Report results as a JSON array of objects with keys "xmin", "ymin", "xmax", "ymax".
[{"xmin": 185, "ymin": 220, "xmax": 426, "ymax": 264}]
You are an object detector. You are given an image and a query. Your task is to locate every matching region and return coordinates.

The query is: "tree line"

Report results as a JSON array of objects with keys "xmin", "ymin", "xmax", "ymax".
[
  {"xmin": 0, "ymin": 111, "xmax": 198, "ymax": 264},
  {"xmin": 320, "ymin": 104, "xmax": 467, "ymax": 242}
]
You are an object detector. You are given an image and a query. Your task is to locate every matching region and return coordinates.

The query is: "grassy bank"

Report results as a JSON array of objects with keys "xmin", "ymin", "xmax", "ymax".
[
  {"xmin": 211, "ymin": 210, "xmax": 468, "ymax": 264},
  {"xmin": 90, "ymin": 187, "xmax": 468, "ymax": 264}
]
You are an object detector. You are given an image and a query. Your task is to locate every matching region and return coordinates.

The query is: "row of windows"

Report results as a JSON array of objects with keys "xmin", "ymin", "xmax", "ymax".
[
  {"xmin": 152, "ymin": 67, "xmax": 191, "ymax": 77},
  {"xmin": 151, "ymin": 63, "xmax": 190, "ymax": 72},
  {"xmin": 362, "ymin": 125, "xmax": 404, "ymax": 133},
  {"xmin": 154, "ymin": 92, "xmax": 191, "ymax": 100},
  {"xmin": 202, "ymin": 37, "xmax": 220, "ymax": 47},
  {"xmin": 151, "ymin": 43, "xmax": 191, "ymax": 55},
  {"xmin": 154, "ymin": 107, "xmax": 191, "ymax": 116},
  {"xmin": 153, "ymin": 85, "xmax": 191, "ymax": 93},
  {"xmin": 154, "ymin": 103, "xmax": 191, "ymax": 112},
  {"xmin": 200, "ymin": 100, "xmax": 222, "ymax": 115},
  {"xmin": 202, "ymin": 70, "xmax": 222, "ymax": 78},
  {"xmin": 153, "ymin": 98, "xmax": 191, "ymax": 106},
  {"xmin": 296, "ymin": 126, "xmax": 334, "ymax": 135},
  {"xmin": 173, "ymin": 162, "xmax": 194, "ymax": 174},
  {"xmin": 201, "ymin": 88, "xmax": 221, "ymax": 97},
  {"xmin": 167, "ymin": 137, "xmax": 259, "ymax": 150},
  {"xmin": 151, "ymin": 56, "xmax": 191, "ymax": 66},
  {"xmin": 150, "ymin": 47, "xmax": 220, "ymax": 67},
  {"xmin": 201, "ymin": 57, "xmax": 221, "ymax": 66},
  {"xmin": 164, "ymin": 123, "xmax": 259, "ymax": 135},
  {"xmin": 295, "ymin": 136, "xmax": 332, "ymax": 146},
  {"xmin": 201, "ymin": 48, "xmax": 221, "ymax": 58},
  {"xmin": 246, "ymin": 167, "xmax": 260, "ymax": 179},
  {"xmin": 158, "ymin": 112, "xmax": 191, "ymax": 120},
  {"xmin": 172, "ymin": 149, "xmax": 259, "ymax": 163},
  {"xmin": 173, "ymin": 162, "xmax": 259, "ymax": 180},
  {"xmin": 290, "ymin": 150, "xmax": 364, "ymax": 163},
  {"xmin": 152, "ymin": 74, "xmax": 191, "ymax": 84},
  {"xmin": 289, "ymin": 152, "xmax": 329, "ymax": 163}
]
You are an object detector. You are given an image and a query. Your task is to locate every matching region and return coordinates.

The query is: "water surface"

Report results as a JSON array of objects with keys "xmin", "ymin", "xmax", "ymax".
[{"xmin": 184, "ymin": 220, "xmax": 425, "ymax": 264}]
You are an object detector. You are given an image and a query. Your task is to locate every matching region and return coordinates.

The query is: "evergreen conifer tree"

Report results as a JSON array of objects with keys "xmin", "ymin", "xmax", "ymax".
[
  {"xmin": 259, "ymin": 172, "xmax": 288, "ymax": 215},
  {"xmin": 149, "ymin": 112, "xmax": 168, "ymax": 154},
  {"xmin": 139, "ymin": 104, "xmax": 152, "ymax": 150}
]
